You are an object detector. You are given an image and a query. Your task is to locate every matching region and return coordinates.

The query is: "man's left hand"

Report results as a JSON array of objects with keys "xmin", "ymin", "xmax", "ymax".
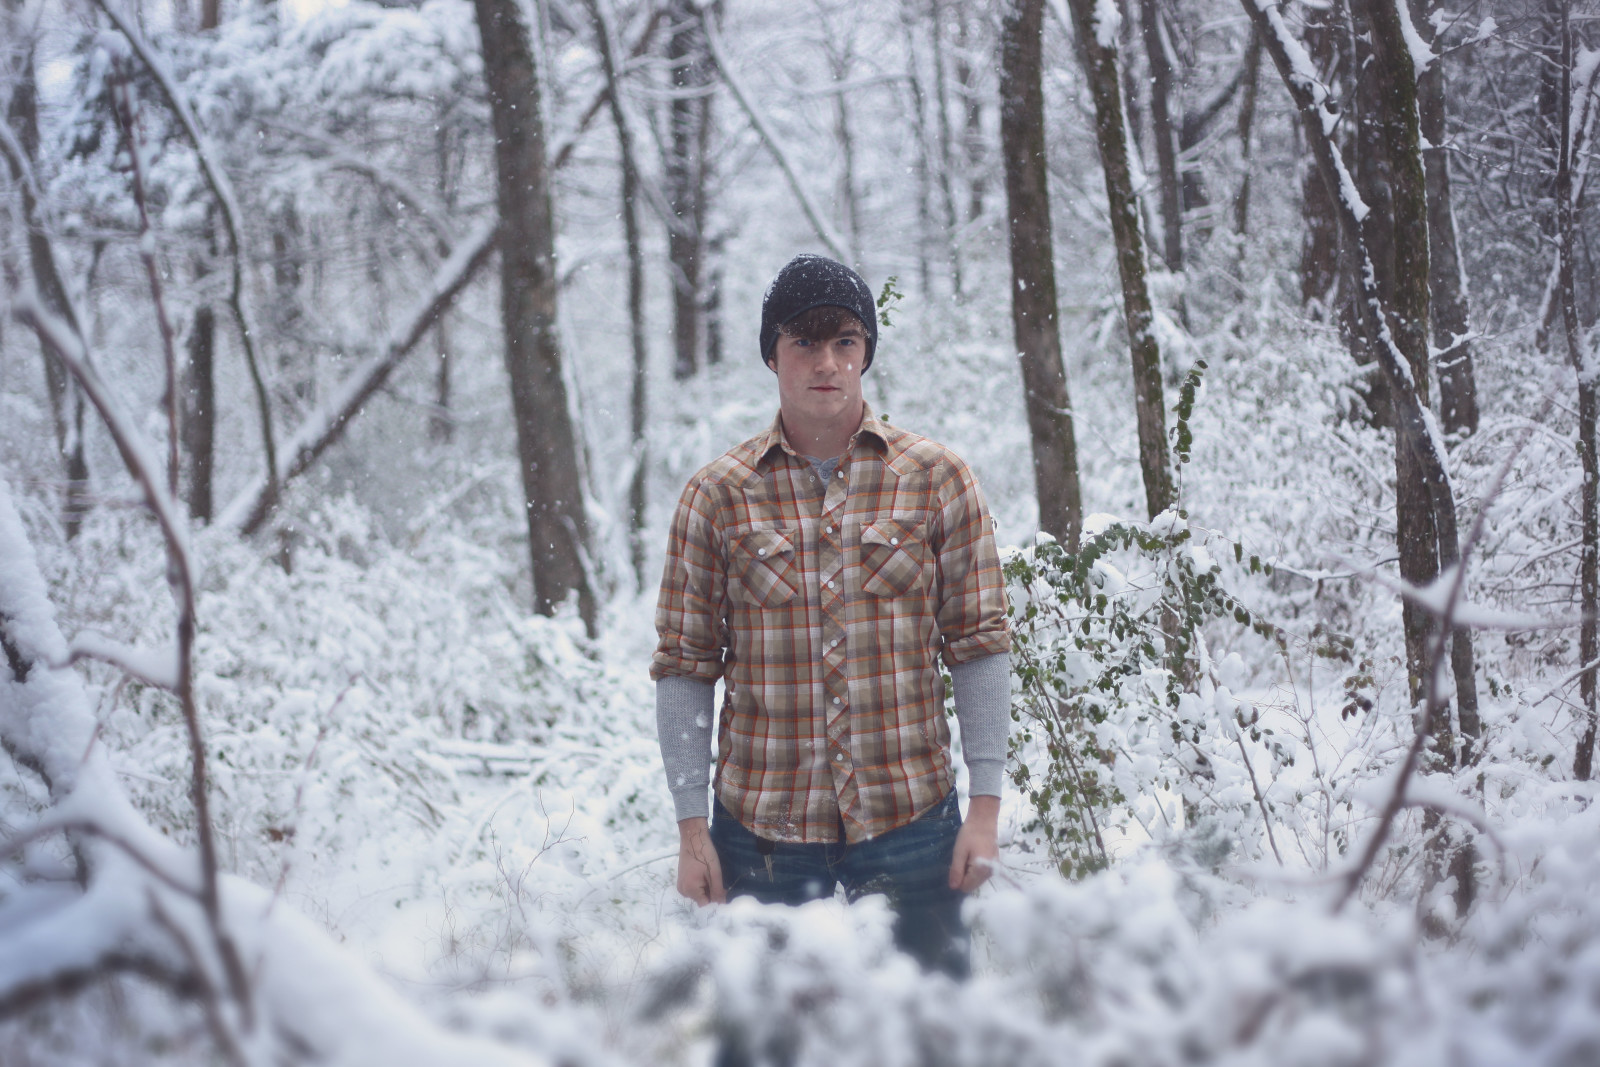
[{"xmin": 948, "ymin": 794, "xmax": 1001, "ymax": 893}]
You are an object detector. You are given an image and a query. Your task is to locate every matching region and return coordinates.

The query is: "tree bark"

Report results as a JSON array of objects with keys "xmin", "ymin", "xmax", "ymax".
[
  {"xmin": 471, "ymin": 0, "xmax": 597, "ymax": 631},
  {"xmin": 1063, "ymin": 0, "xmax": 1174, "ymax": 520},
  {"xmin": 1555, "ymin": 7, "xmax": 1599, "ymax": 780},
  {"xmin": 183, "ymin": 302, "xmax": 216, "ymax": 521},
  {"xmin": 999, "ymin": 0, "xmax": 1083, "ymax": 548},
  {"xmin": 902, "ymin": 0, "xmax": 936, "ymax": 296},
  {"xmin": 1139, "ymin": 0, "xmax": 1183, "ymax": 271},
  {"xmin": 1233, "ymin": 27, "xmax": 1260, "ymax": 236},
  {"xmin": 1360, "ymin": 0, "xmax": 1480, "ymax": 750},
  {"xmin": 1296, "ymin": 5, "xmax": 1341, "ymax": 313},
  {"xmin": 1411, "ymin": 0, "xmax": 1479, "ymax": 439},
  {"xmin": 585, "ymin": 0, "xmax": 651, "ymax": 589},
  {"xmin": 930, "ymin": 0, "xmax": 964, "ymax": 295},
  {"xmin": 665, "ymin": 0, "xmax": 712, "ymax": 379},
  {"xmin": 824, "ymin": 29, "xmax": 864, "ymax": 267},
  {"xmin": 1246, "ymin": 0, "xmax": 1476, "ymax": 749},
  {"xmin": 2, "ymin": 22, "xmax": 91, "ymax": 537},
  {"xmin": 956, "ymin": 2, "xmax": 986, "ymax": 225}
]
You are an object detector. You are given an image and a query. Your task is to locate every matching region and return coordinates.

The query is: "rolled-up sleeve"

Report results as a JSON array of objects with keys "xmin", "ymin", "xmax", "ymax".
[
  {"xmin": 652, "ymin": 478, "xmax": 729, "ymax": 683},
  {"xmin": 934, "ymin": 459, "xmax": 1011, "ymax": 666}
]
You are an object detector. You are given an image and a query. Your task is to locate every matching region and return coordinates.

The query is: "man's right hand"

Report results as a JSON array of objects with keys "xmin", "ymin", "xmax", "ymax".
[{"xmin": 676, "ymin": 817, "xmax": 726, "ymax": 905}]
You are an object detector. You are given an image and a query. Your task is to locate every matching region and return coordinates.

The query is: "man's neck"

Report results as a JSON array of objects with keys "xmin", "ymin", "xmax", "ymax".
[{"xmin": 780, "ymin": 402, "xmax": 862, "ymax": 461}]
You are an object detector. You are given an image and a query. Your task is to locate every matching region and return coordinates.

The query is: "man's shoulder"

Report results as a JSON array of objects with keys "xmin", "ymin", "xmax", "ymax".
[
  {"xmin": 875, "ymin": 420, "xmax": 973, "ymax": 481},
  {"xmin": 681, "ymin": 428, "xmax": 777, "ymax": 495}
]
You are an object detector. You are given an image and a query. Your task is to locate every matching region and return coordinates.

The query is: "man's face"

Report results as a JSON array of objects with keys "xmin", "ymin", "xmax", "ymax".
[{"xmin": 768, "ymin": 319, "xmax": 867, "ymax": 431}]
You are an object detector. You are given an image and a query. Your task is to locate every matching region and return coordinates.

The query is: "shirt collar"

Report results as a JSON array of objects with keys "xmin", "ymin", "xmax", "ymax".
[{"xmin": 755, "ymin": 404, "xmax": 891, "ymax": 468}]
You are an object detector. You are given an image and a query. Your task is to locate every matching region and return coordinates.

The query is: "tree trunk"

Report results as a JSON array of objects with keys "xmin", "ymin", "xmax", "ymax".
[
  {"xmin": 827, "ymin": 36, "xmax": 864, "ymax": 267},
  {"xmin": 664, "ymin": 0, "xmax": 712, "ymax": 379},
  {"xmin": 1296, "ymin": 5, "xmax": 1341, "ymax": 314},
  {"xmin": 1248, "ymin": 0, "xmax": 1476, "ymax": 751},
  {"xmin": 1411, "ymin": 0, "xmax": 1479, "ymax": 439},
  {"xmin": 1555, "ymin": 7, "xmax": 1599, "ymax": 780},
  {"xmin": 1233, "ymin": 27, "xmax": 1260, "ymax": 236},
  {"xmin": 183, "ymin": 302, "xmax": 216, "ymax": 522},
  {"xmin": 429, "ymin": 117, "xmax": 456, "ymax": 444},
  {"xmin": 1064, "ymin": 0, "xmax": 1174, "ymax": 519},
  {"xmin": 2, "ymin": 21, "xmax": 91, "ymax": 537},
  {"xmin": 902, "ymin": 0, "xmax": 935, "ymax": 297},
  {"xmin": 1361, "ymin": 0, "xmax": 1457, "ymax": 735},
  {"xmin": 1138, "ymin": 0, "xmax": 1183, "ymax": 272},
  {"xmin": 930, "ymin": 0, "xmax": 964, "ymax": 295},
  {"xmin": 956, "ymin": 2, "xmax": 985, "ymax": 225},
  {"xmin": 179, "ymin": 0, "xmax": 221, "ymax": 518},
  {"xmin": 472, "ymin": 0, "xmax": 597, "ymax": 632},
  {"xmin": 998, "ymin": 0, "xmax": 1083, "ymax": 548},
  {"xmin": 585, "ymin": 0, "xmax": 650, "ymax": 589}
]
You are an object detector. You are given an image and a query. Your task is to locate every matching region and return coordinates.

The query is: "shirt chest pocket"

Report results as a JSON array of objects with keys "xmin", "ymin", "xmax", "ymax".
[
  {"xmin": 860, "ymin": 518, "xmax": 928, "ymax": 598},
  {"xmin": 730, "ymin": 528, "xmax": 800, "ymax": 607}
]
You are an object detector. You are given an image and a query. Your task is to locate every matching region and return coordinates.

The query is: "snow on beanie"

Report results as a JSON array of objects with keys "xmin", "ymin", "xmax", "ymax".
[{"xmin": 759, "ymin": 254, "xmax": 878, "ymax": 370}]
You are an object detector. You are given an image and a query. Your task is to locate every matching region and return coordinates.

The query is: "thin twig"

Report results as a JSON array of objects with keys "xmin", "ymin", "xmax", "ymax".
[
  {"xmin": 0, "ymin": 818, "xmax": 200, "ymax": 900},
  {"xmin": 701, "ymin": 12, "xmax": 851, "ymax": 262},
  {"xmin": 92, "ymin": 0, "xmax": 280, "ymax": 523},
  {"xmin": 110, "ymin": 73, "xmax": 181, "ymax": 499},
  {"xmin": 220, "ymin": 222, "xmax": 498, "ymax": 535},
  {"xmin": 10, "ymin": 293, "xmax": 252, "ymax": 1029}
]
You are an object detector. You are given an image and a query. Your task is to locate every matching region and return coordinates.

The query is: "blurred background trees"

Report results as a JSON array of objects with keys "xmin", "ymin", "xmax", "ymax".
[{"xmin": 2, "ymin": 0, "xmax": 1599, "ymax": 1056}]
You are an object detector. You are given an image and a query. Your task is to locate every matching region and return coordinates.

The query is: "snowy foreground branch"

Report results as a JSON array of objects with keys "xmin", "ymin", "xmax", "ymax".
[{"xmin": 0, "ymin": 478, "xmax": 542, "ymax": 1066}]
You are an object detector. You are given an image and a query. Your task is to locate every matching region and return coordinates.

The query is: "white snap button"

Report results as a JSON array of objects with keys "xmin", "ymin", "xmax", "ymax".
[
  {"xmin": 836, "ymin": 470, "xmax": 843, "ymax": 478},
  {"xmin": 826, "ymin": 525, "xmax": 833, "ymax": 533},
  {"xmin": 890, "ymin": 537, "xmax": 899, "ymax": 545},
  {"xmin": 758, "ymin": 548, "xmax": 767, "ymax": 556},
  {"xmin": 832, "ymin": 697, "xmax": 841, "ymax": 705},
  {"xmin": 834, "ymin": 752, "xmax": 843, "ymax": 761}
]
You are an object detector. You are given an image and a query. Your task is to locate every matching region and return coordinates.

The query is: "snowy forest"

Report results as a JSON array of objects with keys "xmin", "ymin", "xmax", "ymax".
[{"xmin": 1, "ymin": 0, "xmax": 1598, "ymax": 1060}]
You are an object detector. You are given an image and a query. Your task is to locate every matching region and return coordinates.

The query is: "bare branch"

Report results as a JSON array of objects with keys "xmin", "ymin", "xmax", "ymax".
[
  {"xmin": 8, "ymin": 290, "xmax": 248, "ymax": 1025},
  {"xmin": 263, "ymin": 123, "xmax": 456, "ymax": 256},
  {"xmin": 702, "ymin": 12, "xmax": 851, "ymax": 263},
  {"xmin": 0, "ymin": 950, "xmax": 200, "ymax": 1022},
  {"xmin": 549, "ymin": 7, "xmax": 665, "ymax": 171},
  {"xmin": 110, "ymin": 74, "xmax": 182, "ymax": 499},
  {"xmin": 91, "ymin": 0, "xmax": 280, "ymax": 522},
  {"xmin": 219, "ymin": 221, "xmax": 499, "ymax": 536},
  {"xmin": 0, "ymin": 818, "xmax": 198, "ymax": 899}
]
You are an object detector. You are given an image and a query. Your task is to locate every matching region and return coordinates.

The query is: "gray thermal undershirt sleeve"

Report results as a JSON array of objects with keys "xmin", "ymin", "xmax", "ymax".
[
  {"xmin": 949, "ymin": 651, "xmax": 1012, "ymax": 797},
  {"xmin": 656, "ymin": 675, "xmax": 716, "ymax": 822}
]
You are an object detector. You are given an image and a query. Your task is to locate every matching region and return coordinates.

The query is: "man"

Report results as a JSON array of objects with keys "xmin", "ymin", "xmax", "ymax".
[{"xmin": 651, "ymin": 253, "xmax": 1011, "ymax": 980}]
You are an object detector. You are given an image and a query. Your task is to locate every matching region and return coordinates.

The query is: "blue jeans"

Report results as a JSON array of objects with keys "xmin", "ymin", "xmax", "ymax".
[{"xmin": 710, "ymin": 790, "xmax": 970, "ymax": 980}]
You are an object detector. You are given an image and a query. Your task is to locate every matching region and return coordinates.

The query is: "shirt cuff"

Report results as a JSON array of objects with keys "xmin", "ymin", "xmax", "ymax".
[{"xmin": 966, "ymin": 758, "xmax": 1006, "ymax": 797}]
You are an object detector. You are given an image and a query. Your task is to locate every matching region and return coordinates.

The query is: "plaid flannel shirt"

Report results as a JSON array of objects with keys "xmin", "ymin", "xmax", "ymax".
[{"xmin": 651, "ymin": 406, "xmax": 1011, "ymax": 844}]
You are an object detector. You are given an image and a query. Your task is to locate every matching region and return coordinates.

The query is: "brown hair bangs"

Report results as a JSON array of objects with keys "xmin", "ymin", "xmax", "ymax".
[{"xmin": 779, "ymin": 305, "xmax": 867, "ymax": 343}]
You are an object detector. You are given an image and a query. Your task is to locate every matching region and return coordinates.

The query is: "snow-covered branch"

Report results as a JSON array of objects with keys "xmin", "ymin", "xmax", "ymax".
[
  {"xmin": 60, "ymin": 632, "xmax": 180, "ymax": 691},
  {"xmin": 0, "ymin": 476, "xmax": 545, "ymax": 1065},
  {"xmin": 702, "ymin": 12, "xmax": 851, "ymax": 264},
  {"xmin": 220, "ymin": 220, "xmax": 499, "ymax": 536},
  {"xmin": 91, "ymin": 0, "xmax": 281, "ymax": 523}
]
